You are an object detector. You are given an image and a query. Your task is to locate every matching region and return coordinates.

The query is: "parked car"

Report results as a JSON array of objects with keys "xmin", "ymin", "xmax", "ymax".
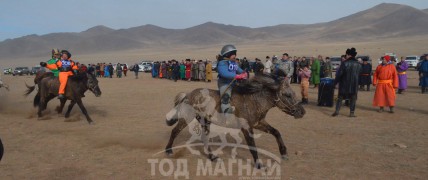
[
  {"xmin": 378, "ymin": 53, "xmax": 397, "ymax": 64},
  {"xmin": 356, "ymin": 55, "xmax": 372, "ymax": 64},
  {"xmin": 30, "ymin": 66, "xmax": 43, "ymax": 75},
  {"xmin": 404, "ymin": 55, "xmax": 419, "ymax": 68},
  {"xmin": 211, "ymin": 62, "xmax": 217, "ymax": 72},
  {"xmin": 13, "ymin": 67, "xmax": 30, "ymax": 76},
  {"xmin": 139, "ymin": 61, "xmax": 153, "ymax": 72},
  {"xmin": 330, "ymin": 56, "xmax": 341, "ymax": 71},
  {"xmin": 3, "ymin": 68, "xmax": 12, "ymax": 75},
  {"xmin": 142, "ymin": 64, "xmax": 152, "ymax": 72}
]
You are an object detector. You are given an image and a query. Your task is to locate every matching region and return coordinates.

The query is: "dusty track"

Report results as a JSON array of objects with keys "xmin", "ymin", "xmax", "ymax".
[{"xmin": 0, "ymin": 71, "xmax": 427, "ymax": 179}]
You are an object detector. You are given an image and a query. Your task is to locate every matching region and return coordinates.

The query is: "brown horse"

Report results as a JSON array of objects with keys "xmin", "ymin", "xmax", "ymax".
[
  {"xmin": 25, "ymin": 71, "xmax": 101, "ymax": 124},
  {"xmin": 165, "ymin": 70, "xmax": 305, "ymax": 168}
]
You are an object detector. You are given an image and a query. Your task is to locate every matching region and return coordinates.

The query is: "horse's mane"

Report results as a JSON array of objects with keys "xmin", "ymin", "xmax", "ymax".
[
  {"xmin": 233, "ymin": 70, "xmax": 286, "ymax": 94},
  {"xmin": 69, "ymin": 72, "xmax": 88, "ymax": 81}
]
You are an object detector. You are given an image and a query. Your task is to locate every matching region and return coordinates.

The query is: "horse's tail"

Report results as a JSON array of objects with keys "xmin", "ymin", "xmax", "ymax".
[
  {"xmin": 24, "ymin": 83, "xmax": 41, "ymax": 107},
  {"xmin": 166, "ymin": 92, "xmax": 188, "ymax": 126},
  {"xmin": 24, "ymin": 83, "xmax": 35, "ymax": 97}
]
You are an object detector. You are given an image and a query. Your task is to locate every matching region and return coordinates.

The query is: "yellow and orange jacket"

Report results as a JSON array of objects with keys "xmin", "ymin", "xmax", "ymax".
[{"xmin": 46, "ymin": 59, "xmax": 78, "ymax": 72}]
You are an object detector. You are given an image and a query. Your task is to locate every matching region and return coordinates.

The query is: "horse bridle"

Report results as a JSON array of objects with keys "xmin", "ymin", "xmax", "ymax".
[
  {"xmin": 273, "ymin": 91, "xmax": 300, "ymax": 115},
  {"xmin": 86, "ymin": 75, "xmax": 99, "ymax": 93}
]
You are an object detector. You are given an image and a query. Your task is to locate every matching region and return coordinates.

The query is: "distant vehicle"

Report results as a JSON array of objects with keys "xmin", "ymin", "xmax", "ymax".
[
  {"xmin": 379, "ymin": 53, "xmax": 397, "ymax": 64},
  {"xmin": 141, "ymin": 61, "xmax": 153, "ymax": 66},
  {"xmin": 356, "ymin": 55, "xmax": 372, "ymax": 64},
  {"xmin": 404, "ymin": 55, "xmax": 419, "ymax": 68},
  {"xmin": 3, "ymin": 68, "xmax": 12, "ymax": 75},
  {"xmin": 140, "ymin": 61, "xmax": 153, "ymax": 72},
  {"xmin": 142, "ymin": 64, "xmax": 152, "ymax": 72},
  {"xmin": 211, "ymin": 62, "xmax": 217, "ymax": 71},
  {"xmin": 30, "ymin": 66, "xmax": 43, "ymax": 75},
  {"xmin": 330, "ymin": 56, "xmax": 342, "ymax": 71},
  {"xmin": 13, "ymin": 67, "xmax": 30, "ymax": 76}
]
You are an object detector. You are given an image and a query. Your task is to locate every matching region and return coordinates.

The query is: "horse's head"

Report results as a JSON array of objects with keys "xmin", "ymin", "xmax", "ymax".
[
  {"xmin": 274, "ymin": 71, "xmax": 305, "ymax": 119},
  {"xmin": 86, "ymin": 72, "xmax": 101, "ymax": 97}
]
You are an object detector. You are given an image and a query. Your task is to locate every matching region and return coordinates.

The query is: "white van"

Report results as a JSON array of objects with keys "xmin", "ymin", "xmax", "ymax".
[{"xmin": 405, "ymin": 55, "xmax": 419, "ymax": 68}]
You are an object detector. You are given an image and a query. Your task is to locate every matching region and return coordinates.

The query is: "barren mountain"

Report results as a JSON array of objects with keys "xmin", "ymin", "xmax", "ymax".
[
  {"xmin": 0, "ymin": 3, "xmax": 427, "ymax": 59},
  {"xmin": 316, "ymin": 3, "xmax": 428, "ymax": 40}
]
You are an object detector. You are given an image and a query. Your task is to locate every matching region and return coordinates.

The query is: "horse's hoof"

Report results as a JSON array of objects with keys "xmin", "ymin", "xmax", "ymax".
[
  {"xmin": 208, "ymin": 154, "xmax": 219, "ymax": 162},
  {"xmin": 255, "ymin": 161, "xmax": 264, "ymax": 169},
  {"xmin": 282, "ymin": 155, "xmax": 289, "ymax": 161},
  {"xmin": 165, "ymin": 149, "xmax": 173, "ymax": 156},
  {"xmin": 88, "ymin": 121, "xmax": 95, "ymax": 125}
]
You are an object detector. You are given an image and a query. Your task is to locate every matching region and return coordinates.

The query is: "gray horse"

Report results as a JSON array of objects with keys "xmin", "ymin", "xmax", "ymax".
[{"xmin": 165, "ymin": 70, "xmax": 305, "ymax": 168}]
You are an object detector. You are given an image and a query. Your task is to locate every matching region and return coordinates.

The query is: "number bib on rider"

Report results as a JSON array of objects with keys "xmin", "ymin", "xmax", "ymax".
[
  {"xmin": 61, "ymin": 60, "xmax": 72, "ymax": 68},
  {"xmin": 228, "ymin": 61, "xmax": 238, "ymax": 72}
]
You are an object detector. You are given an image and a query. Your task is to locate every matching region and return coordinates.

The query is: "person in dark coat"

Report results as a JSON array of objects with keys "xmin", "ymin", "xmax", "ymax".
[
  {"xmin": 241, "ymin": 58, "xmax": 251, "ymax": 79},
  {"xmin": 172, "ymin": 60, "xmax": 180, "ymax": 82},
  {"xmin": 133, "ymin": 63, "xmax": 140, "ymax": 79},
  {"xmin": 253, "ymin": 58, "xmax": 264, "ymax": 76},
  {"xmin": 332, "ymin": 48, "xmax": 361, "ymax": 117},
  {"xmin": 108, "ymin": 63, "xmax": 114, "ymax": 78},
  {"xmin": 359, "ymin": 58, "xmax": 372, "ymax": 91},
  {"xmin": 419, "ymin": 54, "xmax": 428, "ymax": 93},
  {"xmin": 292, "ymin": 58, "xmax": 299, "ymax": 84}
]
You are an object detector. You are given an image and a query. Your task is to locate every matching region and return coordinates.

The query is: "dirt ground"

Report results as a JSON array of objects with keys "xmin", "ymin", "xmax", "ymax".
[{"xmin": 0, "ymin": 70, "xmax": 427, "ymax": 179}]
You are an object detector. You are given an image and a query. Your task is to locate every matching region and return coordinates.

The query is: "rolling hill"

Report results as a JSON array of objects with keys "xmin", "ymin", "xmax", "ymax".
[{"xmin": 1, "ymin": 3, "xmax": 427, "ymax": 59}]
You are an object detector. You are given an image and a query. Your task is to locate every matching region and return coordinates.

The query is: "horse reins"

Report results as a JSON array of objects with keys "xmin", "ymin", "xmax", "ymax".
[{"xmin": 273, "ymin": 91, "xmax": 300, "ymax": 114}]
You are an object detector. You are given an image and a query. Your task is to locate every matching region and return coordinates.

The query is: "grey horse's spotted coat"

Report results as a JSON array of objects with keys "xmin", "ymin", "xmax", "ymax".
[{"xmin": 165, "ymin": 71, "xmax": 306, "ymax": 168}]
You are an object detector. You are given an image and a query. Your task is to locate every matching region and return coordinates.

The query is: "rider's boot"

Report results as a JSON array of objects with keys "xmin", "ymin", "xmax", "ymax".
[{"xmin": 58, "ymin": 94, "xmax": 65, "ymax": 99}]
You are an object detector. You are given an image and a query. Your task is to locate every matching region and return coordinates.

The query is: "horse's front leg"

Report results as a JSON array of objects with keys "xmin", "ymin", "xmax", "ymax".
[
  {"xmin": 75, "ymin": 99, "xmax": 93, "ymax": 124},
  {"xmin": 165, "ymin": 119, "xmax": 188, "ymax": 156},
  {"xmin": 199, "ymin": 117, "xmax": 217, "ymax": 161},
  {"xmin": 64, "ymin": 100, "xmax": 76, "ymax": 118},
  {"xmin": 241, "ymin": 127, "xmax": 262, "ymax": 169},
  {"xmin": 56, "ymin": 98, "xmax": 67, "ymax": 116},
  {"xmin": 254, "ymin": 120, "xmax": 288, "ymax": 160}
]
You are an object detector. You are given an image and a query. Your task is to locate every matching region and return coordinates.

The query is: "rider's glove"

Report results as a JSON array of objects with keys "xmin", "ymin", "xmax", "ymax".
[
  {"xmin": 235, "ymin": 73, "xmax": 248, "ymax": 80},
  {"xmin": 40, "ymin": 62, "xmax": 47, "ymax": 67}
]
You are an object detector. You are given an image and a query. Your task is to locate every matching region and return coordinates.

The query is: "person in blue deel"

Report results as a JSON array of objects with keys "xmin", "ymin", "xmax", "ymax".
[{"xmin": 217, "ymin": 44, "xmax": 248, "ymax": 114}]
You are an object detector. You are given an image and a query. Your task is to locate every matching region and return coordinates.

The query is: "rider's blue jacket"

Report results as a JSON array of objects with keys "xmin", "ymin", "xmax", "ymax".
[{"xmin": 217, "ymin": 59, "xmax": 244, "ymax": 84}]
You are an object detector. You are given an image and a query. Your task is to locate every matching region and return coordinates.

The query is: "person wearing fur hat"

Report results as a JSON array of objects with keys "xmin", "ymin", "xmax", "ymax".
[
  {"xmin": 44, "ymin": 49, "xmax": 61, "ymax": 77},
  {"xmin": 332, "ymin": 48, "xmax": 361, "ymax": 117},
  {"xmin": 373, "ymin": 55, "xmax": 399, "ymax": 113}
]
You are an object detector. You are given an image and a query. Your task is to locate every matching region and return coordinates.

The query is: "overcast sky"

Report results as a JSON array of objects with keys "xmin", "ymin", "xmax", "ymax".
[{"xmin": 1, "ymin": 0, "xmax": 427, "ymax": 41}]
